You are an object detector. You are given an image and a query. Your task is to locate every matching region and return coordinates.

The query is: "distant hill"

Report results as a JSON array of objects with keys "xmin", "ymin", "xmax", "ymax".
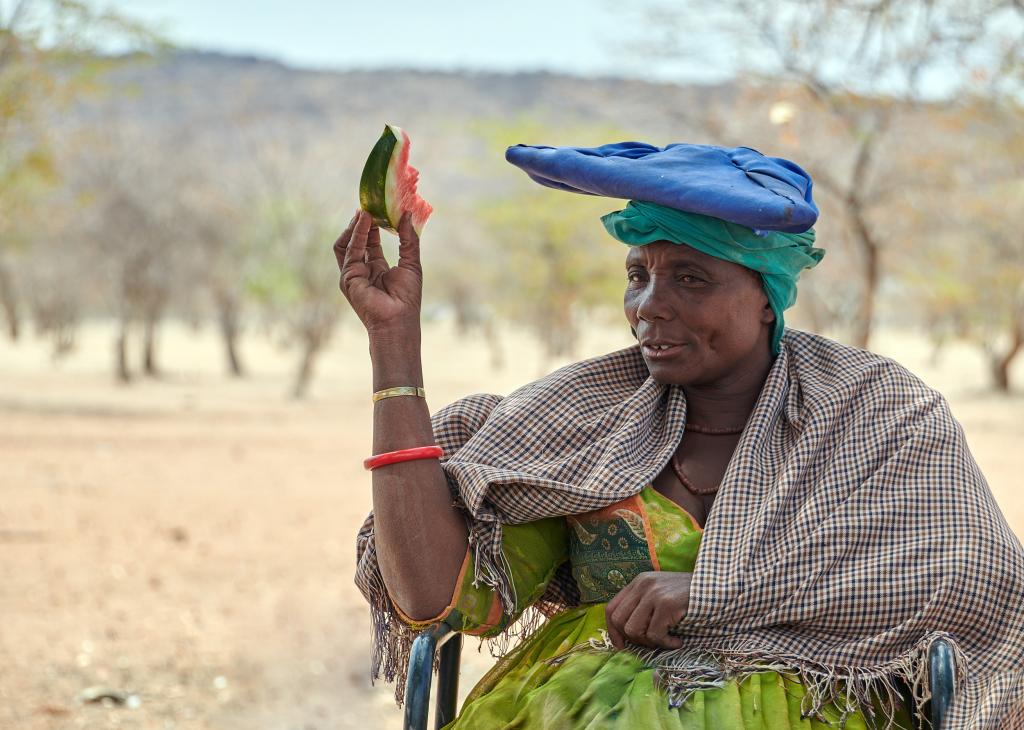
[
  {"xmin": 57, "ymin": 49, "xmax": 734, "ymax": 238},
  {"xmin": 84, "ymin": 49, "xmax": 729, "ymax": 139}
]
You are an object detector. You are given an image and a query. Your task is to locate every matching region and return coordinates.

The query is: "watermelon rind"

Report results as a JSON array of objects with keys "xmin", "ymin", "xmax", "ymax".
[{"xmin": 359, "ymin": 124, "xmax": 403, "ymax": 232}]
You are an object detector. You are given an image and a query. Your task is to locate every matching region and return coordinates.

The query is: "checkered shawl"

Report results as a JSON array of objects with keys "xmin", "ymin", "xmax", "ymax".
[{"xmin": 354, "ymin": 328, "xmax": 1024, "ymax": 728}]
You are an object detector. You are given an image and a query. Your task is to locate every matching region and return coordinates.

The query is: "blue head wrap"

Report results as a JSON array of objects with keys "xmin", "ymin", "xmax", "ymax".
[{"xmin": 506, "ymin": 141, "xmax": 826, "ymax": 354}]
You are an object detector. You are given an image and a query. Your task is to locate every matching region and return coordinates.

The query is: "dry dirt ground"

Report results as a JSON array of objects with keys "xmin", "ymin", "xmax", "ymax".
[{"xmin": 2, "ymin": 320, "xmax": 1021, "ymax": 729}]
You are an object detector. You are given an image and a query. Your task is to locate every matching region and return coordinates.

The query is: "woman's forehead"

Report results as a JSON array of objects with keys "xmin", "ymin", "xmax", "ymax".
[
  {"xmin": 624, "ymin": 242, "xmax": 761, "ymax": 283},
  {"xmin": 625, "ymin": 241, "xmax": 718, "ymax": 267}
]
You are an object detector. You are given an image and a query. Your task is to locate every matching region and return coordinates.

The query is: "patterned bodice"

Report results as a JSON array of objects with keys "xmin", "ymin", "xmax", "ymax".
[{"xmin": 567, "ymin": 485, "xmax": 704, "ymax": 604}]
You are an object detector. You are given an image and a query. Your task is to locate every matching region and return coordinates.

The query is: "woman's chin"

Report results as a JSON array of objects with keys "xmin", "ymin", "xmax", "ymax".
[{"xmin": 644, "ymin": 353, "xmax": 703, "ymax": 385}]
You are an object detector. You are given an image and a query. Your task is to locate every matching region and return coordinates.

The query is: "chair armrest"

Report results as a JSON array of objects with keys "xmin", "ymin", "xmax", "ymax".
[
  {"xmin": 929, "ymin": 637, "xmax": 956, "ymax": 730},
  {"xmin": 403, "ymin": 622, "xmax": 463, "ymax": 730}
]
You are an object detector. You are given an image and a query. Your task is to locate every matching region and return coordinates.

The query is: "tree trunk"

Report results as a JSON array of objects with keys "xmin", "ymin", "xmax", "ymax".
[
  {"xmin": 216, "ymin": 294, "xmax": 245, "ymax": 377},
  {"xmin": 992, "ymin": 358, "xmax": 1011, "ymax": 392},
  {"xmin": 115, "ymin": 318, "xmax": 132, "ymax": 383},
  {"xmin": 142, "ymin": 314, "xmax": 160, "ymax": 378},
  {"xmin": 989, "ymin": 307, "xmax": 1023, "ymax": 392},
  {"xmin": 292, "ymin": 334, "xmax": 322, "ymax": 399},
  {"xmin": 928, "ymin": 332, "xmax": 946, "ymax": 368},
  {"xmin": 841, "ymin": 114, "xmax": 889, "ymax": 351},
  {"xmin": 849, "ymin": 206, "xmax": 880, "ymax": 350},
  {"xmin": 483, "ymin": 319, "xmax": 504, "ymax": 371},
  {"xmin": 0, "ymin": 259, "xmax": 19, "ymax": 341}
]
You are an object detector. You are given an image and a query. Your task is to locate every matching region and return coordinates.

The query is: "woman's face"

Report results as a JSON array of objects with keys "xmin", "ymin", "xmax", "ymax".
[{"xmin": 623, "ymin": 241, "xmax": 775, "ymax": 386}]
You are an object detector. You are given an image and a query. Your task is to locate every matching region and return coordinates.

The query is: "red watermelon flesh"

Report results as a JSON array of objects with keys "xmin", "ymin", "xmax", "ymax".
[{"xmin": 359, "ymin": 124, "xmax": 433, "ymax": 236}]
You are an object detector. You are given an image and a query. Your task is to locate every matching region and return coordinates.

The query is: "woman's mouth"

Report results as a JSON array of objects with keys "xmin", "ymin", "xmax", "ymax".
[{"xmin": 641, "ymin": 342, "xmax": 686, "ymax": 360}]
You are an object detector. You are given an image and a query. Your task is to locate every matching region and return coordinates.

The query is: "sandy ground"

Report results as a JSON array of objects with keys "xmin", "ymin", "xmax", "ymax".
[{"xmin": 1, "ymin": 319, "xmax": 1021, "ymax": 729}]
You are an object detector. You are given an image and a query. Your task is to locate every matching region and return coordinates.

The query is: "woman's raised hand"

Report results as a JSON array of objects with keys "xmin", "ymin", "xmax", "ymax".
[
  {"xmin": 605, "ymin": 571, "xmax": 692, "ymax": 650},
  {"xmin": 333, "ymin": 209, "xmax": 422, "ymax": 338}
]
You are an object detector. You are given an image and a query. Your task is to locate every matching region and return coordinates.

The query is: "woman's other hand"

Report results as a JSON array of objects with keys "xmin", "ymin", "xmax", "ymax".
[
  {"xmin": 605, "ymin": 571, "xmax": 692, "ymax": 650},
  {"xmin": 333, "ymin": 209, "xmax": 422, "ymax": 339}
]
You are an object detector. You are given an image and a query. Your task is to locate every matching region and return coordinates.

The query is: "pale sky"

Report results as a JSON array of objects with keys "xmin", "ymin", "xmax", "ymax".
[{"xmin": 101, "ymin": 0, "xmax": 729, "ymax": 82}]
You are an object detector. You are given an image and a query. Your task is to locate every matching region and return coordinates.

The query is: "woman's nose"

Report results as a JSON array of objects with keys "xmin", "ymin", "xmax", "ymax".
[{"xmin": 635, "ymin": 280, "xmax": 673, "ymax": 322}]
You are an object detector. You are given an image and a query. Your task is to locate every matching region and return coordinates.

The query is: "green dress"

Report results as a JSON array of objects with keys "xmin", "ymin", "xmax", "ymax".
[{"xmin": 397, "ymin": 485, "xmax": 914, "ymax": 729}]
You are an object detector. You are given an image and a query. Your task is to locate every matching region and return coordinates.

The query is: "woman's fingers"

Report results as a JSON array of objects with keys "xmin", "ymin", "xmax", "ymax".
[
  {"xmin": 606, "ymin": 585, "xmax": 642, "ymax": 649},
  {"xmin": 364, "ymin": 220, "xmax": 384, "ymax": 263},
  {"xmin": 647, "ymin": 600, "xmax": 685, "ymax": 650},
  {"xmin": 364, "ymin": 222, "xmax": 388, "ymax": 284},
  {"xmin": 396, "ymin": 211, "xmax": 422, "ymax": 276},
  {"xmin": 340, "ymin": 211, "xmax": 374, "ymax": 294},
  {"xmin": 332, "ymin": 212, "xmax": 360, "ymax": 273},
  {"xmin": 344, "ymin": 210, "xmax": 372, "ymax": 265},
  {"xmin": 621, "ymin": 598, "xmax": 656, "ymax": 648},
  {"xmin": 607, "ymin": 572, "xmax": 692, "ymax": 650}
]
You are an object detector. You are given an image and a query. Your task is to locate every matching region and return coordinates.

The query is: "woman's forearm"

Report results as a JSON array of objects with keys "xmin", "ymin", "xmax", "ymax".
[
  {"xmin": 368, "ymin": 333, "xmax": 469, "ymax": 621},
  {"xmin": 332, "ymin": 210, "xmax": 464, "ymax": 619}
]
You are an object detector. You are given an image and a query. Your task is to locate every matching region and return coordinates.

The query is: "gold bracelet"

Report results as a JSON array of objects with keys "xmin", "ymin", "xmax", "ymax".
[{"xmin": 372, "ymin": 386, "xmax": 426, "ymax": 402}]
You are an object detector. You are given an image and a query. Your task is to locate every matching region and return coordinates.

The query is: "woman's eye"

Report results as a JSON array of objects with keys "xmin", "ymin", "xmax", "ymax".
[
  {"xmin": 627, "ymin": 272, "xmax": 644, "ymax": 282},
  {"xmin": 679, "ymin": 275, "xmax": 702, "ymax": 284}
]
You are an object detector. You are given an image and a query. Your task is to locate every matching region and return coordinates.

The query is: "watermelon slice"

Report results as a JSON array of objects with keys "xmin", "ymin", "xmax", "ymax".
[{"xmin": 358, "ymin": 124, "xmax": 433, "ymax": 236}]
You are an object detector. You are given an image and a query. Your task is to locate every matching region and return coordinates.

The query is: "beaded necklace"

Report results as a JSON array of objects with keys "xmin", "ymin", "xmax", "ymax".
[{"xmin": 672, "ymin": 422, "xmax": 745, "ymax": 495}]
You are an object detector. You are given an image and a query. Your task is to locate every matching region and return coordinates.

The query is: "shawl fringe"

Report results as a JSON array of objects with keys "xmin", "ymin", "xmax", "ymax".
[
  {"xmin": 363, "ymin": 524, "xmax": 551, "ymax": 706},
  {"xmin": 547, "ymin": 628, "xmax": 968, "ymax": 728},
  {"xmin": 360, "ymin": 551, "xmax": 418, "ymax": 706}
]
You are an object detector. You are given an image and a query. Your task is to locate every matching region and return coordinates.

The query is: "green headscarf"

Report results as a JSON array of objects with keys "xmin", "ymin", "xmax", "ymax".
[{"xmin": 602, "ymin": 200, "xmax": 826, "ymax": 355}]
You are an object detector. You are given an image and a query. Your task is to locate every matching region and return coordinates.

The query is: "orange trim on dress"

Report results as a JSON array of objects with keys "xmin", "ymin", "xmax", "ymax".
[
  {"xmin": 392, "ymin": 543, "xmax": 473, "ymax": 627},
  {"xmin": 464, "ymin": 590, "xmax": 505, "ymax": 636},
  {"xmin": 630, "ymin": 493, "xmax": 662, "ymax": 571}
]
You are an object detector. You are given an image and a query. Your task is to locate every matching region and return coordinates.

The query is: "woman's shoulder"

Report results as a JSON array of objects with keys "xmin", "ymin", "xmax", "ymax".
[
  {"xmin": 432, "ymin": 345, "xmax": 647, "ymax": 422},
  {"xmin": 430, "ymin": 392, "xmax": 506, "ymax": 450},
  {"xmin": 433, "ymin": 346, "xmax": 664, "ymax": 470},
  {"xmin": 781, "ymin": 328, "xmax": 951, "ymax": 426},
  {"xmin": 498, "ymin": 344, "xmax": 651, "ymax": 408},
  {"xmin": 783, "ymin": 328, "xmax": 940, "ymax": 392}
]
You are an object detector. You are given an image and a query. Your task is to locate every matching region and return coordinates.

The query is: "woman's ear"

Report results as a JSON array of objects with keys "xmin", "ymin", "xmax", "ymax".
[{"xmin": 762, "ymin": 302, "xmax": 776, "ymax": 324}]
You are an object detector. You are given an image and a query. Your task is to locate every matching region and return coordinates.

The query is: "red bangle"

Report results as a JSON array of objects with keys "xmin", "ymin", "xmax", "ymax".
[{"xmin": 363, "ymin": 445, "xmax": 444, "ymax": 471}]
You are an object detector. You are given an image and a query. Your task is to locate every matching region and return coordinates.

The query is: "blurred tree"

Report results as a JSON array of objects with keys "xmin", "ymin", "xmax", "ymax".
[
  {"xmin": 19, "ymin": 183, "xmax": 91, "ymax": 360},
  {"xmin": 177, "ymin": 155, "xmax": 263, "ymax": 379},
  {"xmin": 0, "ymin": 0, "xmax": 160, "ymax": 341},
  {"xmin": 903, "ymin": 100, "xmax": 1024, "ymax": 391},
  {"xmin": 231, "ymin": 126, "xmax": 358, "ymax": 399},
  {"xmin": 625, "ymin": 0, "xmax": 1022, "ymax": 348},
  {"xmin": 60, "ymin": 123, "xmax": 199, "ymax": 382},
  {"xmin": 417, "ymin": 208, "xmax": 508, "ymax": 370},
  {"xmin": 190, "ymin": 198, "xmax": 252, "ymax": 378},
  {"xmin": 5, "ymin": 114, "xmax": 240, "ymax": 377},
  {"xmin": 476, "ymin": 189, "xmax": 627, "ymax": 370},
  {"xmin": 248, "ymin": 194, "xmax": 344, "ymax": 398},
  {"xmin": 467, "ymin": 116, "xmax": 633, "ymax": 370},
  {"xmin": 906, "ymin": 191, "xmax": 1023, "ymax": 391}
]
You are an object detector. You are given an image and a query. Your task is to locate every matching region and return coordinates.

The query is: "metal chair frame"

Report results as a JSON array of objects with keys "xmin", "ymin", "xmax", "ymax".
[
  {"xmin": 403, "ymin": 625, "xmax": 957, "ymax": 730},
  {"xmin": 404, "ymin": 622, "xmax": 463, "ymax": 730}
]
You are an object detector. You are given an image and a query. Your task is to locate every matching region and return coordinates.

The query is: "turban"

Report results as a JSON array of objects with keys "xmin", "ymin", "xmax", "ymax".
[
  {"xmin": 505, "ymin": 142, "xmax": 826, "ymax": 354},
  {"xmin": 603, "ymin": 201, "xmax": 824, "ymax": 355}
]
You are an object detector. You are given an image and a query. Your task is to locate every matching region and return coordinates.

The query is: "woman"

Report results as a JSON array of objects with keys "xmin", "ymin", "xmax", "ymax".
[{"xmin": 337, "ymin": 142, "xmax": 1024, "ymax": 729}]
